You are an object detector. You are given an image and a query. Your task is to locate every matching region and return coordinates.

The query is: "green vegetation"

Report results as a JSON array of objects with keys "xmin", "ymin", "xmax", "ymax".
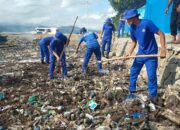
[{"xmin": 108, "ymin": 0, "xmax": 146, "ymax": 28}]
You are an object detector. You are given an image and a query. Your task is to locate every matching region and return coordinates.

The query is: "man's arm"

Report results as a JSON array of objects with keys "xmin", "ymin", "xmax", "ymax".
[
  {"xmin": 76, "ymin": 36, "xmax": 83, "ymax": 54},
  {"xmin": 177, "ymin": 4, "xmax": 180, "ymax": 13},
  {"xmin": 112, "ymin": 31, "xmax": 115, "ymax": 42},
  {"xmin": 165, "ymin": 0, "xmax": 173, "ymax": 14},
  {"xmin": 76, "ymin": 42, "xmax": 82, "ymax": 54},
  {"xmin": 112, "ymin": 25, "xmax": 116, "ymax": 42},
  {"xmin": 100, "ymin": 25, "xmax": 105, "ymax": 40},
  {"xmin": 53, "ymin": 51, "xmax": 60, "ymax": 62},
  {"xmin": 125, "ymin": 40, "xmax": 137, "ymax": 59},
  {"xmin": 156, "ymin": 30, "xmax": 166, "ymax": 58},
  {"xmin": 100, "ymin": 31, "xmax": 104, "ymax": 40},
  {"xmin": 93, "ymin": 32, "xmax": 98, "ymax": 39}
]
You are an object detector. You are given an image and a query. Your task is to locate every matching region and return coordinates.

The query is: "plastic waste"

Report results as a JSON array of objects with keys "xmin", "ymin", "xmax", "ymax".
[
  {"xmin": 83, "ymin": 98, "xmax": 97, "ymax": 110},
  {"xmin": 102, "ymin": 114, "xmax": 112, "ymax": 126},
  {"xmin": 0, "ymin": 92, "xmax": 5, "ymax": 100},
  {"xmin": 89, "ymin": 101, "xmax": 97, "ymax": 110},
  {"xmin": 126, "ymin": 93, "xmax": 136, "ymax": 99},
  {"xmin": 85, "ymin": 113, "xmax": 94, "ymax": 120},
  {"xmin": 132, "ymin": 112, "xmax": 141, "ymax": 119},
  {"xmin": 34, "ymin": 126, "xmax": 40, "ymax": 130},
  {"xmin": 0, "ymin": 105, "xmax": 12, "ymax": 112},
  {"xmin": 59, "ymin": 75, "xmax": 67, "ymax": 81},
  {"xmin": 48, "ymin": 110, "xmax": 56, "ymax": 115},
  {"xmin": 148, "ymin": 102, "xmax": 156, "ymax": 111},
  {"xmin": 99, "ymin": 69, "xmax": 109, "ymax": 75},
  {"xmin": 28, "ymin": 95, "xmax": 38, "ymax": 104},
  {"xmin": 124, "ymin": 114, "xmax": 131, "ymax": 123},
  {"xmin": 0, "ymin": 126, "xmax": 4, "ymax": 130}
]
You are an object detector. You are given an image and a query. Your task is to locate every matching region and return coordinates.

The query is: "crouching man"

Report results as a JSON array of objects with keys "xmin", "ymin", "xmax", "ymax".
[{"xmin": 49, "ymin": 32, "xmax": 68, "ymax": 80}]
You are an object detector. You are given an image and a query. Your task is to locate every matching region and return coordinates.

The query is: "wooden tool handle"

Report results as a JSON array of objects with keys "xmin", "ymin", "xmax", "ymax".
[
  {"xmin": 59, "ymin": 16, "xmax": 78, "ymax": 60},
  {"xmin": 102, "ymin": 54, "xmax": 160, "ymax": 63}
]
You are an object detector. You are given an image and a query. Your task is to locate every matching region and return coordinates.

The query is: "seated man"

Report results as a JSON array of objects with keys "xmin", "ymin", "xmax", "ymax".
[
  {"xmin": 39, "ymin": 36, "xmax": 53, "ymax": 64},
  {"xmin": 76, "ymin": 27, "xmax": 102, "ymax": 73},
  {"xmin": 49, "ymin": 32, "xmax": 68, "ymax": 80}
]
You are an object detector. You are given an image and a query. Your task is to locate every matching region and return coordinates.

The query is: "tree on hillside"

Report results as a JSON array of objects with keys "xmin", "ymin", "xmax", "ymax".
[
  {"xmin": 109, "ymin": 0, "xmax": 146, "ymax": 13},
  {"xmin": 108, "ymin": 0, "xmax": 146, "ymax": 28}
]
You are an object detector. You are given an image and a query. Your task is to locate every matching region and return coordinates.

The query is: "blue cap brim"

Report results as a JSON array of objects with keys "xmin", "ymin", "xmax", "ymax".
[{"xmin": 124, "ymin": 13, "xmax": 140, "ymax": 20}]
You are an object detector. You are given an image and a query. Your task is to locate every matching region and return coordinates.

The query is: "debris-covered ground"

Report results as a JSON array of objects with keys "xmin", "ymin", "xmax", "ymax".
[{"xmin": 0, "ymin": 33, "xmax": 180, "ymax": 130}]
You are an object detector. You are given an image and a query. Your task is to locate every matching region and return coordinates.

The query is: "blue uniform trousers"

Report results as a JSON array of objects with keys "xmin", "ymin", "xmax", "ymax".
[
  {"xmin": 83, "ymin": 46, "xmax": 102, "ymax": 72},
  {"xmin": 102, "ymin": 39, "xmax": 112, "ymax": 55},
  {"xmin": 49, "ymin": 53, "xmax": 67, "ymax": 78},
  {"xmin": 39, "ymin": 44, "xmax": 49, "ymax": 62},
  {"xmin": 129, "ymin": 57, "xmax": 158, "ymax": 98},
  {"xmin": 118, "ymin": 25, "xmax": 125, "ymax": 38}
]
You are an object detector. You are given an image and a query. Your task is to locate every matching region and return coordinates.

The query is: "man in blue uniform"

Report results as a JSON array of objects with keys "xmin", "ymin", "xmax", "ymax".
[
  {"xmin": 76, "ymin": 27, "xmax": 102, "ymax": 73},
  {"xmin": 39, "ymin": 36, "xmax": 53, "ymax": 64},
  {"xmin": 49, "ymin": 32, "xmax": 68, "ymax": 80},
  {"xmin": 124, "ymin": 9, "xmax": 166, "ymax": 103},
  {"xmin": 118, "ymin": 15, "xmax": 125, "ymax": 38},
  {"xmin": 100, "ymin": 18, "xmax": 115, "ymax": 58}
]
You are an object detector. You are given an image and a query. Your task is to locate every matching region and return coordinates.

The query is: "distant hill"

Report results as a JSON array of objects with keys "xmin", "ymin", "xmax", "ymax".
[
  {"xmin": 0, "ymin": 24, "xmax": 99, "ymax": 33},
  {"xmin": 0, "ymin": 24, "xmax": 37, "ymax": 33},
  {"xmin": 59, "ymin": 26, "xmax": 99, "ymax": 34},
  {"xmin": 58, "ymin": 26, "xmax": 81, "ymax": 34}
]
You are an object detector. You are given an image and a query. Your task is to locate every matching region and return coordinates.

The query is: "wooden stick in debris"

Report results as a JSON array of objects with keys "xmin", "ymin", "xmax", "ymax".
[
  {"xmin": 161, "ymin": 109, "xmax": 180, "ymax": 125},
  {"xmin": 67, "ymin": 46, "xmax": 86, "ymax": 60},
  {"xmin": 59, "ymin": 16, "xmax": 78, "ymax": 60}
]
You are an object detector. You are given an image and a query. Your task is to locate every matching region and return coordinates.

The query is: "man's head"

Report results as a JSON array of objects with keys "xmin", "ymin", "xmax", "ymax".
[
  {"xmin": 55, "ymin": 32, "xmax": 63, "ymax": 39},
  {"xmin": 105, "ymin": 18, "xmax": 112, "ymax": 23},
  {"xmin": 56, "ymin": 28, "xmax": 60, "ymax": 32},
  {"xmin": 124, "ymin": 9, "xmax": 140, "ymax": 25},
  {"xmin": 80, "ymin": 27, "xmax": 87, "ymax": 34}
]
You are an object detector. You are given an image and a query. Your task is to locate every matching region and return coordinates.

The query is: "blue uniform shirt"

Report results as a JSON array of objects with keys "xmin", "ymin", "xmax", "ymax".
[
  {"xmin": 119, "ymin": 20, "xmax": 125, "ymax": 27},
  {"xmin": 39, "ymin": 36, "xmax": 54, "ymax": 46},
  {"xmin": 79, "ymin": 32, "xmax": 100, "ymax": 48},
  {"xmin": 102, "ymin": 23, "xmax": 115, "ymax": 40},
  {"xmin": 50, "ymin": 35, "xmax": 67, "ymax": 56},
  {"xmin": 130, "ymin": 19, "xmax": 159, "ymax": 55}
]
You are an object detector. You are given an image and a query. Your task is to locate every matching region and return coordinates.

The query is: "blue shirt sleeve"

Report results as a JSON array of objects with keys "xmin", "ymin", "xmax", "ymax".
[
  {"xmin": 102, "ymin": 24, "xmax": 105, "ymax": 31},
  {"xmin": 63, "ymin": 35, "xmax": 67, "ymax": 43},
  {"xmin": 147, "ymin": 20, "xmax": 159, "ymax": 33},
  {"xmin": 46, "ymin": 37, "xmax": 53, "ymax": 45},
  {"xmin": 50, "ymin": 40, "xmax": 56, "ymax": 51},
  {"xmin": 130, "ymin": 28, "xmax": 137, "ymax": 42},
  {"xmin": 93, "ymin": 32, "xmax": 98, "ymax": 39},
  {"xmin": 79, "ymin": 35, "xmax": 84, "ymax": 43}
]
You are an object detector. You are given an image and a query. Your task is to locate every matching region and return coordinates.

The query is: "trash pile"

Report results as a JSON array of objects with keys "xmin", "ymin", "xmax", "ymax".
[{"xmin": 0, "ymin": 34, "xmax": 180, "ymax": 130}]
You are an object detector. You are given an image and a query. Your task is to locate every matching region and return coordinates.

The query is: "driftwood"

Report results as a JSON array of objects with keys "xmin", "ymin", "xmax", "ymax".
[{"xmin": 161, "ymin": 109, "xmax": 180, "ymax": 125}]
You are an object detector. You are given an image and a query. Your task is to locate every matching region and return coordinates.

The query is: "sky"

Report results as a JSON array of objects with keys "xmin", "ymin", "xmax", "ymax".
[{"xmin": 0, "ymin": 0, "xmax": 117, "ymax": 30}]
